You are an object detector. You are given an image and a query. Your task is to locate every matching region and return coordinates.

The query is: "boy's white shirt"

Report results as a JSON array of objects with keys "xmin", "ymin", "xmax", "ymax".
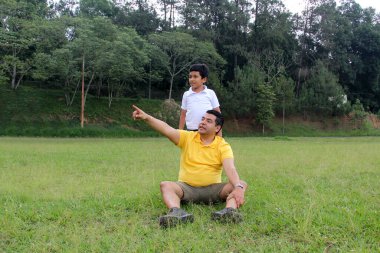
[{"xmin": 181, "ymin": 85, "xmax": 220, "ymax": 130}]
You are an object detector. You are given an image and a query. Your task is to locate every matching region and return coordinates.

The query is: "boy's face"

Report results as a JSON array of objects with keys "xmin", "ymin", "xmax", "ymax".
[{"xmin": 189, "ymin": 71, "xmax": 207, "ymax": 90}]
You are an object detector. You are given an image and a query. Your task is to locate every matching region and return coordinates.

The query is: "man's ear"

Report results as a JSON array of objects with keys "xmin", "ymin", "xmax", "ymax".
[{"xmin": 215, "ymin": 125, "xmax": 221, "ymax": 133}]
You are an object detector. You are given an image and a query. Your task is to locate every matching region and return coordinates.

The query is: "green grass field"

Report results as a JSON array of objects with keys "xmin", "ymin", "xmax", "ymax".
[{"xmin": 0, "ymin": 137, "xmax": 379, "ymax": 252}]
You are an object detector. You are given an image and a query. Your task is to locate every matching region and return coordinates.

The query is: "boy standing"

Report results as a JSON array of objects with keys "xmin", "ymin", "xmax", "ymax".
[{"xmin": 179, "ymin": 64, "xmax": 221, "ymax": 132}]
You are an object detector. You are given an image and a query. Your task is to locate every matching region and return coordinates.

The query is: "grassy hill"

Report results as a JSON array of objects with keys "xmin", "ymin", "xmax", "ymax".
[
  {"xmin": 0, "ymin": 85, "xmax": 163, "ymax": 137},
  {"xmin": 1, "ymin": 85, "xmax": 379, "ymax": 137}
]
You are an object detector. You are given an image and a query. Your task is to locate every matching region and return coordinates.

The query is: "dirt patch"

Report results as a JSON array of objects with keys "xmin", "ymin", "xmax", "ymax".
[
  {"xmin": 223, "ymin": 118, "xmax": 255, "ymax": 133},
  {"xmin": 368, "ymin": 114, "xmax": 380, "ymax": 128},
  {"xmin": 223, "ymin": 113, "xmax": 380, "ymax": 134}
]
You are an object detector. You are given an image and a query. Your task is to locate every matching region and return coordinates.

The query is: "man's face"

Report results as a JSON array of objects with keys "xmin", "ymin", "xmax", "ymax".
[
  {"xmin": 198, "ymin": 113, "xmax": 221, "ymax": 135},
  {"xmin": 189, "ymin": 71, "xmax": 206, "ymax": 90}
]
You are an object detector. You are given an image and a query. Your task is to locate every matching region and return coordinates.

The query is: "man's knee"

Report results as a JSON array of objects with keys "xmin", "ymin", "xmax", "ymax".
[
  {"xmin": 220, "ymin": 180, "xmax": 248, "ymax": 198},
  {"xmin": 160, "ymin": 181, "xmax": 176, "ymax": 193},
  {"xmin": 160, "ymin": 181, "xmax": 183, "ymax": 199}
]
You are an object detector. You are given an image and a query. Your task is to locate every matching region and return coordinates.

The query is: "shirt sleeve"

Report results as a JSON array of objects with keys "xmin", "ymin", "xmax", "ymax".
[
  {"xmin": 177, "ymin": 130, "xmax": 189, "ymax": 148},
  {"xmin": 220, "ymin": 141, "xmax": 234, "ymax": 160},
  {"xmin": 181, "ymin": 92, "xmax": 187, "ymax": 110},
  {"xmin": 209, "ymin": 90, "xmax": 220, "ymax": 108}
]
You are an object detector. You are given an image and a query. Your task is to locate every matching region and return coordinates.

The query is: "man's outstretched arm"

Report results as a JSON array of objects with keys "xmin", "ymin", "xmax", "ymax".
[{"xmin": 132, "ymin": 105, "xmax": 180, "ymax": 145}]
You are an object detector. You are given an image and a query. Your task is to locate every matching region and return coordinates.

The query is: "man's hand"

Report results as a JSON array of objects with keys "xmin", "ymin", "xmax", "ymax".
[
  {"xmin": 227, "ymin": 188, "xmax": 245, "ymax": 208},
  {"xmin": 132, "ymin": 105, "xmax": 149, "ymax": 121},
  {"xmin": 132, "ymin": 104, "xmax": 180, "ymax": 145}
]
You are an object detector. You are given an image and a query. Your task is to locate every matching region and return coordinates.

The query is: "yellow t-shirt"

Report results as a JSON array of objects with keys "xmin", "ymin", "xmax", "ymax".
[{"xmin": 176, "ymin": 130, "xmax": 234, "ymax": 187}]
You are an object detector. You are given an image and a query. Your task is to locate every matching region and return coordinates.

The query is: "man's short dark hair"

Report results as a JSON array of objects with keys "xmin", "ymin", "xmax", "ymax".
[
  {"xmin": 206, "ymin": 110, "xmax": 224, "ymax": 131},
  {"xmin": 190, "ymin": 64, "xmax": 209, "ymax": 78}
]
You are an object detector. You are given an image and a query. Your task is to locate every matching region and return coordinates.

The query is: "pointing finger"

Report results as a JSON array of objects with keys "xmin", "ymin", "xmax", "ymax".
[{"xmin": 132, "ymin": 104, "xmax": 140, "ymax": 111}]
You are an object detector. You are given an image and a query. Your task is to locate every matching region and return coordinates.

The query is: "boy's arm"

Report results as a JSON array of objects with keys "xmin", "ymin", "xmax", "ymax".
[
  {"xmin": 213, "ymin": 106, "xmax": 221, "ymax": 113},
  {"xmin": 179, "ymin": 109, "xmax": 187, "ymax": 129},
  {"xmin": 213, "ymin": 107, "xmax": 222, "ymax": 136},
  {"xmin": 132, "ymin": 105, "xmax": 180, "ymax": 145}
]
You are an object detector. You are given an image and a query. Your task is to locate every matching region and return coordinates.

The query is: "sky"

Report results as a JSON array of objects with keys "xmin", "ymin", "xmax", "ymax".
[{"xmin": 282, "ymin": 0, "xmax": 380, "ymax": 14}]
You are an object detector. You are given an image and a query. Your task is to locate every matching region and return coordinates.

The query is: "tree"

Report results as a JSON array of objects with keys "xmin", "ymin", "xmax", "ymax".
[
  {"xmin": 292, "ymin": 0, "xmax": 326, "ymax": 97},
  {"xmin": 0, "ymin": 0, "xmax": 45, "ymax": 90},
  {"xmin": 69, "ymin": 17, "xmax": 149, "ymax": 107},
  {"xmin": 255, "ymin": 83, "xmax": 276, "ymax": 134},
  {"xmin": 145, "ymin": 43, "xmax": 169, "ymax": 99},
  {"xmin": 111, "ymin": 0, "xmax": 160, "ymax": 36},
  {"xmin": 299, "ymin": 0, "xmax": 380, "ymax": 112},
  {"xmin": 158, "ymin": 0, "xmax": 179, "ymax": 30},
  {"xmin": 59, "ymin": 51, "xmax": 82, "ymax": 106},
  {"xmin": 219, "ymin": 64, "xmax": 265, "ymax": 119},
  {"xmin": 103, "ymin": 27, "xmax": 149, "ymax": 107},
  {"xmin": 350, "ymin": 98, "xmax": 367, "ymax": 128},
  {"xmin": 79, "ymin": 0, "xmax": 114, "ymax": 17},
  {"xmin": 349, "ymin": 17, "xmax": 380, "ymax": 111},
  {"xmin": 273, "ymin": 72, "xmax": 295, "ymax": 134},
  {"xmin": 0, "ymin": 33, "xmax": 32, "ymax": 90},
  {"xmin": 299, "ymin": 60, "xmax": 347, "ymax": 116}
]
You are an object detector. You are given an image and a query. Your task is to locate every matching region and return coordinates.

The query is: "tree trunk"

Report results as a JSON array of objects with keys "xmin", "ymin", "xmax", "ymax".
[
  {"xmin": 11, "ymin": 64, "xmax": 17, "ymax": 90},
  {"xmin": 282, "ymin": 97, "xmax": 285, "ymax": 135},
  {"xmin": 148, "ymin": 61, "xmax": 151, "ymax": 99},
  {"xmin": 69, "ymin": 79, "xmax": 81, "ymax": 106},
  {"xmin": 97, "ymin": 79, "xmax": 102, "ymax": 98},
  {"xmin": 168, "ymin": 74, "xmax": 174, "ymax": 100},
  {"xmin": 84, "ymin": 71, "xmax": 95, "ymax": 107},
  {"xmin": 107, "ymin": 80, "xmax": 113, "ymax": 109},
  {"xmin": 15, "ymin": 70, "xmax": 29, "ymax": 90},
  {"xmin": 296, "ymin": 68, "xmax": 302, "ymax": 97}
]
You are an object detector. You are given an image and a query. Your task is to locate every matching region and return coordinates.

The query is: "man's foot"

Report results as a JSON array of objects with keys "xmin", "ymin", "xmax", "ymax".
[
  {"xmin": 211, "ymin": 207, "xmax": 242, "ymax": 223},
  {"xmin": 159, "ymin": 207, "xmax": 194, "ymax": 228}
]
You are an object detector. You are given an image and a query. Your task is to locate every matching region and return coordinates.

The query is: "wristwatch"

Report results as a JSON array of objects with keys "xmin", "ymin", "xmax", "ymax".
[{"xmin": 235, "ymin": 183, "xmax": 244, "ymax": 189}]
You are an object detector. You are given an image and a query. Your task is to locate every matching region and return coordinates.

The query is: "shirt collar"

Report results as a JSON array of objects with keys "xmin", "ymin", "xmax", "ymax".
[
  {"xmin": 188, "ymin": 85, "xmax": 208, "ymax": 94},
  {"xmin": 193, "ymin": 132, "xmax": 220, "ymax": 148}
]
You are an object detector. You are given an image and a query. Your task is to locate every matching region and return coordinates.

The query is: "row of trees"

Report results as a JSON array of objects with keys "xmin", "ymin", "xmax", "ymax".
[{"xmin": 1, "ymin": 0, "xmax": 380, "ymax": 121}]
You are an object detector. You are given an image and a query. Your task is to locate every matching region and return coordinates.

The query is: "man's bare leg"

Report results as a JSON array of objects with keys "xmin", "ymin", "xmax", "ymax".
[
  {"xmin": 159, "ymin": 181, "xmax": 194, "ymax": 228},
  {"xmin": 160, "ymin": 181, "xmax": 183, "ymax": 208}
]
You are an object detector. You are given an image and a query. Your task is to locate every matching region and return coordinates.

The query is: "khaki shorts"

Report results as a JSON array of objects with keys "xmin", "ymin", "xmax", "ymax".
[{"xmin": 175, "ymin": 181, "xmax": 227, "ymax": 204}]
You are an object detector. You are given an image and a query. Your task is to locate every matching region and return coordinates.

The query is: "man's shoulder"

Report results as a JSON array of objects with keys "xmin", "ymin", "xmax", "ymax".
[
  {"xmin": 215, "ymin": 137, "xmax": 234, "ymax": 158},
  {"xmin": 178, "ymin": 130, "xmax": 198, "ymax": 143},
  {"xmin": 221, "ymin": 136, "xmax": 230, "ymax": 143},
  {"xmin": 214, "ymin": 136, "xmax": 231, "ymax": 148}
]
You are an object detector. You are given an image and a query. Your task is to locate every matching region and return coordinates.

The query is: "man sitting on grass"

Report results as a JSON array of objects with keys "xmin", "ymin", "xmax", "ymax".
[{"xmin": 132, "ymin": 105, "xmax": 247, "ymax": 228}]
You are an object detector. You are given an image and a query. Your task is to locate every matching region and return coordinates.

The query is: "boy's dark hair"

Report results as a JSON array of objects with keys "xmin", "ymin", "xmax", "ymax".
[
  {"xmin": 206, "ymin": 110, "xmax": 224, "ymax": 132},
  {"xmin": 190, "ymin": 64, "xmax": 209, "ymax": 78}
]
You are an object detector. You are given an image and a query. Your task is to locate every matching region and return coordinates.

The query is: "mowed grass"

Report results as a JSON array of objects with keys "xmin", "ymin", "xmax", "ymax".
[{"xmin": 0, "ymin": 137, "xmax": 379, "ymax": 252}]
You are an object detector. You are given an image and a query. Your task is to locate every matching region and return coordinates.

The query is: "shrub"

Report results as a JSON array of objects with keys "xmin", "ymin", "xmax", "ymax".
[
  {"xmin": 350, "ymin": 99, "xmax": 367, "ymax": 129},
  {"xmin": 155, "ymin": 99, "xmax": 180, "ymax": 128}
]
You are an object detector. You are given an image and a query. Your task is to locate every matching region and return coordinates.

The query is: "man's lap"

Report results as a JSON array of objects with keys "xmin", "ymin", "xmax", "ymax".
[{"xmin": 175, "ymin": 181, "xmax": 227, "ymax": 204}]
